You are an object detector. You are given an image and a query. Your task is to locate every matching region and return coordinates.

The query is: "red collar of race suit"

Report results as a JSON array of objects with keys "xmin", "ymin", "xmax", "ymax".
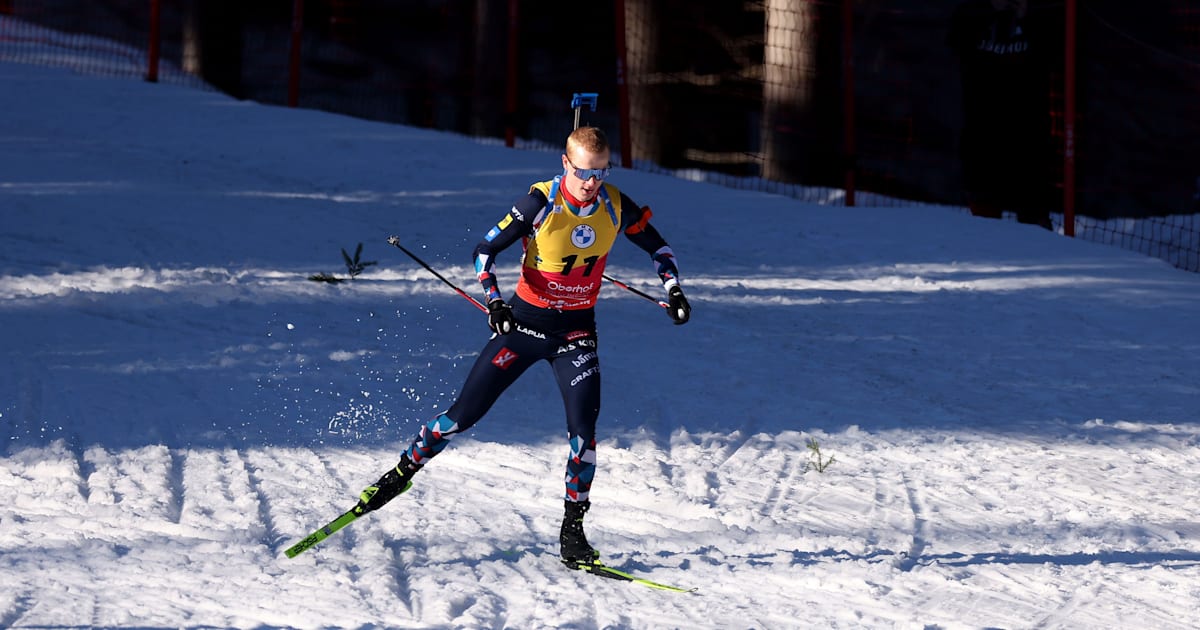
[{"xmin": 560, "ymin": 181, "xmax": 598, "ymax": 213}]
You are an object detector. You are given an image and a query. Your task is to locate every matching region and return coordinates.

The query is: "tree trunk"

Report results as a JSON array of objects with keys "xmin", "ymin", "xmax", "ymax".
[
  {"xmin": 183, "ymin": 0, "xmax": 244, "ymax": 98},
  {"xmin": 625, "ymin": 0, "xmax": 663, "ymax": 166},
  {"xmin": 471, "ymin": 0, "xmax": 504, "ymax": 137},
  {"xmin": 761, "ymin": 0, "xmax": 818, "ymax": 182}
]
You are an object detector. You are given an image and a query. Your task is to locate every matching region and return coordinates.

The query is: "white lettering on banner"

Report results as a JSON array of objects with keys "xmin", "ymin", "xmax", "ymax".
[
  {"xmin": 570, "ymin": 366, "xmax": 599, "ymax": 387},
  {"xmin": 977, "ymin": 39, "xmax": 1029, "ymax": 55}
]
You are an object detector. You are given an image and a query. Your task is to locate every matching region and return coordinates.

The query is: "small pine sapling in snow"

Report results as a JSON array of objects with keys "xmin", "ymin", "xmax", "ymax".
[
  {"xmin": 309, "ymin": 242, "xmax": 377, "ymax": 283},
  {"xmin": 805, "ymin": 437, "xmax": 836, "ymax": 473},
  {"xmin": 342, "ymin": 242, "xmax": 377, "ymax": 278}
]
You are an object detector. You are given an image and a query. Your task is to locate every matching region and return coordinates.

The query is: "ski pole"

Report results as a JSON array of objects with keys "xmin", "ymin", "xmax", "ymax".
[
  {"xmin": 386, "ymin": 236, "xmax": 487, "ymax": 313},
  {"xmin": 602, "ymin": 273, "xmax": 669, "ymax": 308}
]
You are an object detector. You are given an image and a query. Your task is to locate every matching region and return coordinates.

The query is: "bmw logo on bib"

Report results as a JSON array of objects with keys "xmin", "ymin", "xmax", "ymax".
[{"xmin": 571, "ymin": 225, "xmax": 596, "ymax": 248}]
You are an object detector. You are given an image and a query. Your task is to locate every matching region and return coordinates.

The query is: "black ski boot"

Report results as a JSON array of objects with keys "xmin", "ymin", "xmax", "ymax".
[
  {"xmin": 559, "ymin": 500, "xmax": 601, "ymax": 567},
  {"xmin": 353, "ymin": 454, "xmax": 420, "ymax": 516}
]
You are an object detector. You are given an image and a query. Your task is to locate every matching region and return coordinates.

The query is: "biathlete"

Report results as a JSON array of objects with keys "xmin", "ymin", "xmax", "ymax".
[{"xmin": 353, "ymin": 126, "xmax": 691, "ymax": 567}]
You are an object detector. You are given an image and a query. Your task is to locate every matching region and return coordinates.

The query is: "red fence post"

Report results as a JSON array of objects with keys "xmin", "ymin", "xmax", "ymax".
[
  {"xmin": 1062, "ymin": 0, "xmax": 1076, "ymax": 236},
  {"xmin": 288, "ymin": 0, "xmax": 304, "ymax": 108},
  {"xmin": 842, "ymin": 0, "xmax": 856, "ymax": 207},
  {"xmin": 146, "ymin": 0, "xmax": 161, "ymax": 83},
  {"xmin": 614, "ymin": 0, "xmax": 632, "ymax": 168},
  {"xmin": 505, "ymin": 0, "xmax": 519, "ymax": 148}
]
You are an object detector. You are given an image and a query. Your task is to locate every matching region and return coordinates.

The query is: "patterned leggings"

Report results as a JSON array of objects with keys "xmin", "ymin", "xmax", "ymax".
[{"xmin": 401, "ymin": 325, "xmax": 600, "ymax": 502}]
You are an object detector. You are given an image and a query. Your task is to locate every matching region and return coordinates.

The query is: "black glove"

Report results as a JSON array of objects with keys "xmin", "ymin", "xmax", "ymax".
[
  {"xmin": 487, "ymin": 299, "xmax": 515, "ymax": 335},
  {"xmin": 667, "ymin": 286, "xmax": 690, "ymax": 325}
]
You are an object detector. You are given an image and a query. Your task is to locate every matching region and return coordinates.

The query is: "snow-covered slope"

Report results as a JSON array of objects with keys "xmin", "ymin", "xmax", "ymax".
[{"xmin": 2, "ymin": 61, "xmax": 1199, "ymax": 628}]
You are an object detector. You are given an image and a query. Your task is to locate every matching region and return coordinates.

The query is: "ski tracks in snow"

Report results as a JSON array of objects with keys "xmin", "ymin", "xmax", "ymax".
[
  {"xmin": 4, "ymin": 431, "xmax": 1200, "ymax": 628},
  {"xmin": 892, "ymin": 471, "xmax": 930, "ymax": 572},
  {"xmin": 0, "ymin": 591, "xmax": 34, "ymax": 630},
  {"xmin": 761, "ymin": 443, "xmax": 805, "ymax": 522}
]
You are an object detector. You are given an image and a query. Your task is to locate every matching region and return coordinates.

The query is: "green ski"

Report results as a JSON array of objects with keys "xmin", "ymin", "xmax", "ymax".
[
  {"xmin": 565, "ymin": 560, "xmax": 696, "ymax": 593},
  {"xmin": 284, "ymin": 506, "xmax": 362, "ymax": 558},
  {"xmin": 285, "ymin": 465, "xmax": 415, "ymax": 558}
]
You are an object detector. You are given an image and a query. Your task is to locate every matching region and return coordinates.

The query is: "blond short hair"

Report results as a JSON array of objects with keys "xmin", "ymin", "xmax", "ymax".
[{"xmin": 566, "ymin": 127, "xmax": 609, "ymax": 156}]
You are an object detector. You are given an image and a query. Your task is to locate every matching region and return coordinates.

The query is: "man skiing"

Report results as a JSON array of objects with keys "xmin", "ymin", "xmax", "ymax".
[{"xmin": 354, "ymin": 126, "xmax": 691, "ymax": 568}]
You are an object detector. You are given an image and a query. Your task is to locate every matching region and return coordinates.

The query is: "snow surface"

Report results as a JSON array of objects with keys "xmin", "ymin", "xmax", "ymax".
[{"xmin": 2, "ymin": 60, "xmax": 1199, "ymax": 629}]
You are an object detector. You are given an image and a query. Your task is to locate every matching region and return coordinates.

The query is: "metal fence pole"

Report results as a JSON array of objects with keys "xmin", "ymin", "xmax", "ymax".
[
  {"xmin": 146, "ymin": 0, "xmax": 160, "ymax": 83},
  {"xmin": 288, "ymin": 0, "xmax": 304, "ymax": 108},
  {"xmin": 1063, "ymin": 0, "xmax": 1077, "ymax": 237},
  {"xmin": 615, "ymin": 0, "xmax": 632, "ymax": 168},
  {"xmin": 505, "ymin": 0, "xmax": 519, "ymax": 147},
  {"xmin": 842, "ymin": 0, "xmax": 856, "ymax": 207}
]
